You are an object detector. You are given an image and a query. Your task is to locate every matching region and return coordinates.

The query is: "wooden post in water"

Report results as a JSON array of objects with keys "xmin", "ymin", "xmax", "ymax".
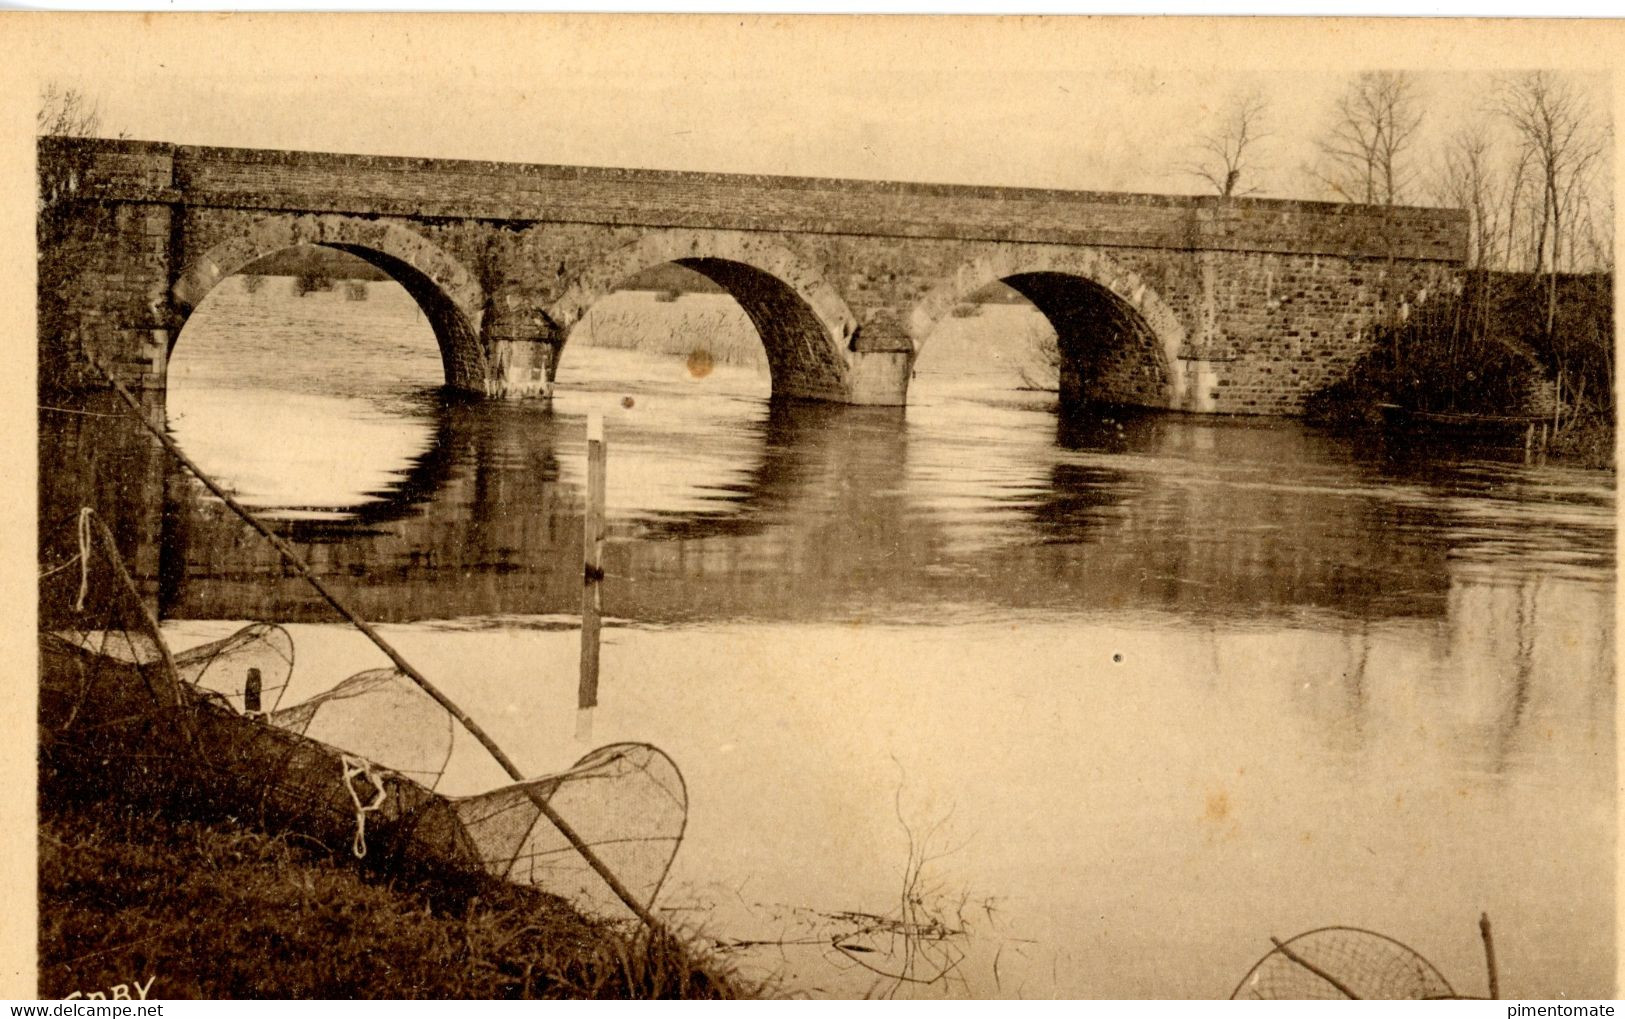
[
  {"xmin": 578, "ymin": 413, "xmax": 606, "ymax": 738},
  {"xmin": 1479, "ymin": 913, "xmax": 1500, "ymax": 1000}
]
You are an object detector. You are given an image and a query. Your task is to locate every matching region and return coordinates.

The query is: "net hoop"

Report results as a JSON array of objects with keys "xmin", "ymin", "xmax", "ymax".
[{"xmin": 1229, "ymin": 925, "xmax": 1456, "ymax": 1000}]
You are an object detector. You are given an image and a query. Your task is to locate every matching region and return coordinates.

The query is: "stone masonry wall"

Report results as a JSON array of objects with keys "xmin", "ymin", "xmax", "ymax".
[
  {"xmin": 1191, "ymin": 250, "xmax": 1459, "ymax": 414},
  {"xmin": 150, "ymin": 141, "xmax": 1463, "ymax": 261},
  {"xmin": 40, "ymin": 199, "xmax": 175, "ymax": 393},
  {"xmin": 40, "ymin": 137, "xmax": 1468, "ymax": 413}
]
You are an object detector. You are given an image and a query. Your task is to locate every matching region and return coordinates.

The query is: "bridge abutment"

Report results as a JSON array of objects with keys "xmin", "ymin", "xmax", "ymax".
[{"xmin": 39, "ymin": 158, "xmax": 180, "ymax": 393}]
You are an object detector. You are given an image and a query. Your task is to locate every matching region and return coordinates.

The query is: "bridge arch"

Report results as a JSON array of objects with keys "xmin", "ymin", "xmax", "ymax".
[
  {"xmin": 908, "ymin": 248, "xmax": 1189, "ymax": 410},
  {"xmin": 171, "ymin": 215, "xmax": 488, "ymax": 392},
  {"xmin": 549, "ymin": 230, "xmax": 859, "ymax": 402}
]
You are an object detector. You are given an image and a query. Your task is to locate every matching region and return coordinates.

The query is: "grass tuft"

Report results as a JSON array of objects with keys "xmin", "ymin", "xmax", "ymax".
[{"xmin": 39, "ymin": 792, "xmax": 752, "ymax": 999}]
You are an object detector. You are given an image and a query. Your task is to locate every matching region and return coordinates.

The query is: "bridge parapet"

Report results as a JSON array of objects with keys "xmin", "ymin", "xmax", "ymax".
[{"xmin": 49, "ymin": 138, "xmax": 1465, "ymax": 261}]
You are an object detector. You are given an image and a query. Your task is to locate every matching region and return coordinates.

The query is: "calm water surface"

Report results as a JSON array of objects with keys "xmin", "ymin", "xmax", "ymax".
[{"xmin": 43, "ymin": 278, "xmax": 1615, "ymax": 998}]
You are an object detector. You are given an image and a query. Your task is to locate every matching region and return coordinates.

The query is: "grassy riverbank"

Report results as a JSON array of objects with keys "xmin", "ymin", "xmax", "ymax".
[
  {"xmin": 39, "ymin": 791, "xmax": 750, "ymax": 1000},
  {"xmin": 1545, "ymin": 416, "xmax": 1616, "ymax": 471}
]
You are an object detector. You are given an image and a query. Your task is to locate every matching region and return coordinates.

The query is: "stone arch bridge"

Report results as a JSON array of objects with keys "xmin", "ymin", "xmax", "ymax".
[{"xmin": 40, "ymin": 137, "xmax": 1466, "ymax": 415}]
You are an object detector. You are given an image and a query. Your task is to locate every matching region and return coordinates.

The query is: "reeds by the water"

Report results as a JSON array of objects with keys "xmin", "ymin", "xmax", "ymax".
[{"xmin": 571, "ymin": 295, "xmax": 767, "ymax": 369}]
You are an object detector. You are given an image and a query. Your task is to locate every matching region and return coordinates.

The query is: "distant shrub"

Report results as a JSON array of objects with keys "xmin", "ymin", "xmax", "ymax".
[{"xmin": 293, "ymin": 272, "xmax": 335, "ymax": 297}]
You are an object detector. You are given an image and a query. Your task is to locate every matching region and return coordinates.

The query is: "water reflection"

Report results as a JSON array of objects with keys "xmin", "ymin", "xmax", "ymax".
[
  {"xmin": 42, "ymin": 370, "xmax": 1614, "ymax": 636},
  {"xmin": 621, "ymin": 400, "xmax": 910, "ymax": 543},
  {"xmin": 166, "ymin": 388, "xmax": 444, "ymax": 519},
  {"xmin": 35, "ymin": 281, "xmax": 1617, "ymax": 999}
]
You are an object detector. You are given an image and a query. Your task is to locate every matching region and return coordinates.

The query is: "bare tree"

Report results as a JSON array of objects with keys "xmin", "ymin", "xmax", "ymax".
[
  {"xmin": 1501, "ymin": 143, "xmax": 1534, "ymax": 271},
  {"xmin": 1429, "ymin": 119, "xmax": 1508, "ymax": 349},
  {"xmin": 1497, "ymin": 71, "xmax": 1606, "ymax": 336},
  {"xmin": 1433, "ymin": 119, "xmax": 1504, "ymax": 271},
  {"xmin": 38, "ymin": 83, "xmax": 102, "ymax": 138},
  {"xmin": 1312, "ymin": 71, "xmax": 1425, "ymax": 205},
  {"xmin": 1557, "ymin": 118, "xmax": 1609, "ymax": 273},
  {"xmin": 38, "ymin": 83, "xmax": 112, "ymax": 221},
  {"xmin": 1185, "ymin": 89, "xmax": 1270, "ymax": 198},
  {"xmin": 1574, "ymin": 186, "xmax": 1613, "ymax": 273}
]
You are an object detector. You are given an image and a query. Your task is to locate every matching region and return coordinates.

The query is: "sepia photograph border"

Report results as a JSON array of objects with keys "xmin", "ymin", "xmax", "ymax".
[{"xmin": 3, "ymin": 12, "xmax": 1620, "ymax": 1002}]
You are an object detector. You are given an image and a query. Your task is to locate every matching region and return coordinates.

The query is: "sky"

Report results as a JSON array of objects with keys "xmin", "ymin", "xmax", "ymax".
[{"xmin": 11, "ymin": 16, "xmax": 1615, "ymax": 204}]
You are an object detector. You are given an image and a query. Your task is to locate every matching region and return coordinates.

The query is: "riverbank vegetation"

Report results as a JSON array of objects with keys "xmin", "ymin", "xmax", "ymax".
[
  {"xmin": 1304, "ymin": 271, "xmax": 1612, "ymax": 468},
  {"xmin": 571, "ymin": 293, "xmax": 767, "ymax": 370},
  {"xmin": 39, "ymin": 786, "xmax": 750, "ymax": 999},
  {"xmin": 1274, "ymin": 70, "xmax": 1613, "ymax": 469}
]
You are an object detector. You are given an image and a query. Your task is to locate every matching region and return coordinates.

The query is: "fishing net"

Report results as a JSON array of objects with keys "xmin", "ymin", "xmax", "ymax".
[
  {"xmin": 269, "ymin": 669, "xmax": 454, "ymax": 789},
  {"xmin": 1230, "ymin": 927, "xmax": 1456, "ymax": 999},
  {"xmin": 51, "ymin": 622, "xmax": 297, "ymax": 715},
  {"xmin": 451, "ymin": 743, "xmax": 687, "ymax": 916},
  {"xmin": 40, "ymin": 508, "xmax": 687, "ymax": 918},
  {"xmin": 40, "ymin": 509, "xmax": 207, "ymax": 802},
  {"xmin": 177, "ymin": 624, "xmax": 295, "ymax": 715}
]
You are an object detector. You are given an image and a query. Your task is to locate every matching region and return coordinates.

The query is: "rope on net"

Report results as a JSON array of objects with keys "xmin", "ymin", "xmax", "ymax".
[
  {"xmin": 340, "ymin": 754, "xmax": 387, "ymax": 859},
  {"xmin": 36, "ymin": 508, "xmax": 94, "ymax": 606}
]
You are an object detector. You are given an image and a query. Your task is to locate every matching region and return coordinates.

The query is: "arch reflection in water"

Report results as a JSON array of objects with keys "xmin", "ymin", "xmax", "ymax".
[
  {"xmin": 157, "ymin": 379, "xmax": 1483, "ymax": 633},
  {"xmin": 165, "ymin": 388, "xmax": 446, "ymax": 520},
  {"xmin": 158, "ymin": 392, "xmax": 929, "ymax": 625}
]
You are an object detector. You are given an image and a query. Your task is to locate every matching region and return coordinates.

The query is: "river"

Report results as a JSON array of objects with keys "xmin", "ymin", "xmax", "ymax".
[{"xmin": 40, "ymin": 276, "xmax": 1616, "ymax": 998}]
